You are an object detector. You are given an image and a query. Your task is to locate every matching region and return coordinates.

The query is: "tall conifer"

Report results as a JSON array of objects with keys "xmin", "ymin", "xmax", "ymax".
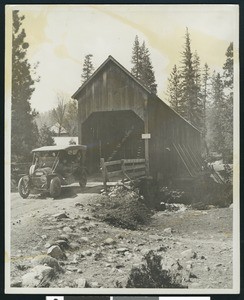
[{"xmin": 11, "ymin": 10, "xmax": 39, "ymax": 161}]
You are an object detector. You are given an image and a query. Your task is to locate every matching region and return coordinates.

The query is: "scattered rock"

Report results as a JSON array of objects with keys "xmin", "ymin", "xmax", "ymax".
[
  {"xmin": 11, "ymin": 280, "xmax": 22, "ymax": 287},
  {"xmin": 53, "ymin": 213, "xmax": 69, "ymax": 219},
  {"xmin": 57, "ymin": 235, "xmax": 69, "ymax": 242},
  {"xmin": 41, "ymin": 235, "xmax": 47, "ymax": 240},
  {"xmin": 106, "ymin": 263, "xmax": 112, "ymax": 267},
  {"xmin": 90, "ymin": 281, "xmax": 101, "ymax": 288},
  {"xmin": 52, "ymin": 239, "xmax": 70, "ymax": 251},
  {"xmin": 82, "ymin": 215, "xmax": 91, "ymax": 220},
  {"xmin": 44, "ymin": 243, "xmax": 51, "ymax": 249},
  {"xmin": 156, "ymin": 245, "xmax": 167, "ymax": 252},
  {"xmin": 181, "ymin": 249, "xmax": 197, "ymax": 259},
  {"xmin": 66, "ymin": 266, "xmax": 78, "ymax": 272},
  {"xmin": 22, "ymin": 265, "xmax": 54, "ymax": 287},
  {"xmin": 75, "ymin": 278, "xmax": 88, "ymax": 288},
  {"xmin": 104, "ymin": 238, "xmax": 116, "ymax": 245},
  {"xmin": 191, "ymin": 282, "xmax": 201, "ymax": 288},
  {"xmin": 116, "ymin": 264, "xmax": 125, "ymax": 269},
  {"xmin": 94, "ymin": 252, "xmax": 103, "ymax": 261},
  {"xmin": 77, "ymin": 269, "xmax": 83, "ymax": 273},
  {"xmin": 189, "ymin": 272, "xmax": 198, "ymax": 278},
  {"xmin": 75, "ymin": 202, "xmax": 84, "ymax": 207},
  {"xmin": 216, "ymin": 263, "xmax": 223, "ymax": 267},
  {"xmin": 164, "ymin": 227, "xmax": 172, "ymax": 234},
  {"xmin": 149, "ymin": 234, "xmax": 162, "ymax": 241},
  {"xmin": 80, "ymin": 226, "xmax": 90, "ymax": 232},
  {"xmin": 80, "ymin": 237, "xmax": 89, "ymax": 243},
  {"xmin": 82, "ymin": 250, "xmax": 93, "ymax": 256},
  {"xmin": 63, "ymin": 226, "xmax": 73, "ymax": 233},
  {"xmin": 205, "ymin": 266, "xmax": 210, "ymax": 271},
  {"xmin": 117, "ymin": 248, "xmax": 129, "ymax": 253},
  {"xmin": 47, "ymin": 245, "xmax": 66, "ymax": 260},
  {"xmin": 69, "ymin": 242, "xmax": 80, "ymax": 251}
]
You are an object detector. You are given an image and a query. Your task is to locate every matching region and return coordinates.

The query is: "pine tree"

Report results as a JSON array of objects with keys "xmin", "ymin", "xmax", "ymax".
[
  {"xmin": 180, "ymin": 28, "xmax": 202, "ymax": 128},
  {"xmin": 11, "ymin": 10, "xmax": 39, "ymax": 162},
  {"xmin": 192, "ymin": 51, "xmax": 203, "ymax": 128},
  {"xmin": 211, "ymin": 72, "xmax": 226, "ymax": 156},
  {"xmin": 166, "ymin": 64, "xmax": 181, "ymax": 111},
  {"xmin": 141, "ymin": 41, "xmax": 157, "ymax": 94},
  {"xmin": 223, "ymin": 42, "xmax": 233, "ymax": 90},
  {"xmin": 222, "ymin": 42, "xmax": 233, "ymax": 162},
  {"xmin": 202, "ymin": 63, "xmax": 210, "ymax": 154},
  {"xmin": 81, "ymin": 54, "xmax": 94, "ymax": 83},
  {"xmin": 131, "ymin": 36, "xmax": 157, "ymax": 94},
  {"xmin": 38, "ymin": 124, "xmax": 55, "ymax": 147},
  {"xmin": 131, "ymin": 35, "xmax": 142, "ymax": 79}
]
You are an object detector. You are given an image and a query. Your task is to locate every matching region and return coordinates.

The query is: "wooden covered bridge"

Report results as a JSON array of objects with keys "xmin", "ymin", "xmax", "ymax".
[{"xmin": 72, "ymin": 56, "xmax": 202, "ymax": 184}]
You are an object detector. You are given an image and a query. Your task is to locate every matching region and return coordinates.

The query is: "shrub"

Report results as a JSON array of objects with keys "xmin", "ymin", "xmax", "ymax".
[
  {"xmin": 94, "ymin": 185, "xmax": 152, "ymax": 230},
  {"xmin": 126, "ymin": 250, "xmax": 187, "ymax": 288}
]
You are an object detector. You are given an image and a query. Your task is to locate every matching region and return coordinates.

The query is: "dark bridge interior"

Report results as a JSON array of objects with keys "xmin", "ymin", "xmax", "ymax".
[{"xmin": 82, "ymin": 110, "xmax": 145, "ymax": 173}]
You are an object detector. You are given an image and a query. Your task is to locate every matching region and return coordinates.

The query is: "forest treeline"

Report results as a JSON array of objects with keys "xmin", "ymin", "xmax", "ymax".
[{"xmin": 11, "ymin": 11, "xmax": 234, "ymax": 163}]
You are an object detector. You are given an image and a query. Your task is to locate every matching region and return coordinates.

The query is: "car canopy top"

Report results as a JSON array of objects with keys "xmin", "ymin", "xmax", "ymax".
[{"xmin": 32, "ymin": 145, "xmax": 87, "ymax": 153}]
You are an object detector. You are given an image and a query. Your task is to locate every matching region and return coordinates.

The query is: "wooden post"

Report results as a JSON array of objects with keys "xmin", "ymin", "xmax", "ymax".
[
  {"xmin": 144, "ymin": 96, "xmax": 150, "ymax": 177},
  {"xmin": 78, "ymin": 105, "xmax": 82, "ymax": 144},
  {"xmin": 100, "ymin": 158, "xmax": 107, "ymax": 192},
  {"xmin": 121, "ymin": 159, "xmax": 125, "ymax": 183}
]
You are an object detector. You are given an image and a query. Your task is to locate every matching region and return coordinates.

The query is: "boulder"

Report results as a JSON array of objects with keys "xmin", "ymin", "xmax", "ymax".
[
  {"xmin": 181, "ymin": 249, "xmax": 197, "ymax": 259},
  {"xmin": 22, "ymin": 265, "xmax": 54, "ymax": 287},
  {"xmin": 47, "ymin": 245, "xmax": 66, "ymax": 260},
  {"xmin": 104, "ymin": 238, "xmax": 116, "ymax": 245},
  {"xmin": 32, "ymin": 255, "xmax": 63, "ymax": 273},
  {"xmin": 52, "ymin": 239, "xmax": 70, "ymax": 250}
]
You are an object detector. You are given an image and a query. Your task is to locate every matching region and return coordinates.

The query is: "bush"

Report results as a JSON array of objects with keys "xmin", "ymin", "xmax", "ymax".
[
  {"xmin": 126, "ymin": 250, "xmax": 187, "ymax": 288},
  {"xmin": 94, "ymin": 185, "xmax": 152, "ymax": 230}
]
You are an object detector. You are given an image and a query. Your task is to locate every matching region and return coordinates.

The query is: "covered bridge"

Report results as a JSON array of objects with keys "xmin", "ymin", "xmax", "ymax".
[{"xmin": 72, "ymin": 56, "xmax": 202, "ymax": 183}]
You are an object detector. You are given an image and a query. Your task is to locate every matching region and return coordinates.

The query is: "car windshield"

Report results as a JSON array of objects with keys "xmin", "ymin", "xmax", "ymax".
[{"xmin": 34, "ymin": 151, "xmax": 59, "ymax": 168}]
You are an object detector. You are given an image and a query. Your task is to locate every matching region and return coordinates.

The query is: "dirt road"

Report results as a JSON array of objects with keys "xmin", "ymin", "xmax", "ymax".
[{"xmin": 9, "ymin": 183, "xmax": 233, "ymax": 290}]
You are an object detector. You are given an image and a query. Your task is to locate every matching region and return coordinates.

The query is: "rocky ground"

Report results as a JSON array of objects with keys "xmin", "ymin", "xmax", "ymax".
[{"xmin": 9, "ymin": 182, "xmax": 233, "ymax": 290}]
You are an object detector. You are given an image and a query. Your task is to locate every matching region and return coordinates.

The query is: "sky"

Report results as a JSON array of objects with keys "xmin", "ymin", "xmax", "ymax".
[{"xmin": 6, "ymin": 4, "xmax": 239, "ymax": 112}]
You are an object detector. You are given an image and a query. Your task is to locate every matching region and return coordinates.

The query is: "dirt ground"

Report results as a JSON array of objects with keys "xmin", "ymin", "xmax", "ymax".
[{"xmin": 9, "ymin": 181, "xmax": 233, "ymax": 290}]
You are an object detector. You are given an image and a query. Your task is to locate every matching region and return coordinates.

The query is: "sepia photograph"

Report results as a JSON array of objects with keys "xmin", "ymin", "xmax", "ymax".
[{"xmin": 5, "ymin": 4, "xmax": 239, "ymax": 294}]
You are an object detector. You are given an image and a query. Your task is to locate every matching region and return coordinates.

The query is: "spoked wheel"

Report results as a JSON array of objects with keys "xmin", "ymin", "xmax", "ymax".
[
  {"xmin": 18, "ymin": 176, "xmax": 30, "ymax": 199},
  {"xmin": 79, "ymin": 170, "xmax": 87, "ymax": 188},
  {"xmin": 50, "ymin": 177, "xmax": 61, "ymax": 198}
]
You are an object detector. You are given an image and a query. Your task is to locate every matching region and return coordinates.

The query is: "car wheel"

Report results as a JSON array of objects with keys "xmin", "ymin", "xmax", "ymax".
[
  {"xmin": 79, "ymin": 170, "xmax": 87, "ymax": 188},
  {"xmin": 18, "ymin": 176, "xmax": 30, "ymax": 199},
  {"xmin": 50, "ymin": 177, "xmax": 61, "ymax": 198}
]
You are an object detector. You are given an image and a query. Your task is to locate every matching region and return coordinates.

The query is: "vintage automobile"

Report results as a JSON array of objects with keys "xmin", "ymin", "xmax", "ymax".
[{"xmin": 18, "ymin": 145, "xmax": 88, "ymax": 199}]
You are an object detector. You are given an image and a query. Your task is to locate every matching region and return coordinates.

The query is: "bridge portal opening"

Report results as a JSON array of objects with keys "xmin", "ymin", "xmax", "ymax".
[{"xmin": 81, "ymin": 110, "xmax": 145, "ymax": 173}]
